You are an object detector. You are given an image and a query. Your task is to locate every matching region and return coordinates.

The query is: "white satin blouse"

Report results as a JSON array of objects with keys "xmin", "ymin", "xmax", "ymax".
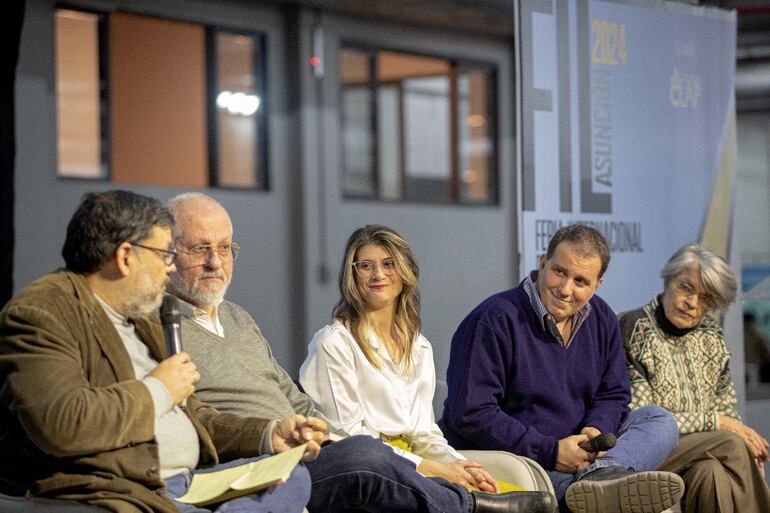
[{"xmin": 299, "ymin": 320, "xmax": 464, "ymax": 467}]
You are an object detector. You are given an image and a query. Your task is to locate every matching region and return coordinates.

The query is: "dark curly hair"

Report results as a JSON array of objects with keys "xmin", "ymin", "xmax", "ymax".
[{"xmin": 62, "ymin": 190, "xmax": 174, "ymax": 273}]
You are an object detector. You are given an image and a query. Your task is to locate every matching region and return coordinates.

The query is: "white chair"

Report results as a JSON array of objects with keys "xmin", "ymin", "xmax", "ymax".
[{"xmin": 459, "ymin": 450, "xmax": 555, "ymax": 495}]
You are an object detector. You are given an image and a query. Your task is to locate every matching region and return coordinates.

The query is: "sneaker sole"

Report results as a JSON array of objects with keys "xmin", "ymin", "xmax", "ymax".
[{"xmin": 565, "ymin": 471, "xmax": 684, "ymax": 513}]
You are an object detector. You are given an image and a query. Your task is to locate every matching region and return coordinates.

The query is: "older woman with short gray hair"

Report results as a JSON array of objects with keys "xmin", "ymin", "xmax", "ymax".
[{"xmin": 620, "ymin": 243, "xmax": 770, "ymax": 513}]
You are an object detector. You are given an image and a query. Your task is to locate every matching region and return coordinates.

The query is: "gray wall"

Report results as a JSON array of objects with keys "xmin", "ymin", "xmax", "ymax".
[
  {"xmin": 14, "ymin": 0, "xmax": 304, "ymax": 370},
  {"xmin": 736, "ymin": 112, "xmax": 770, "ymax": 268},
  {"xmin": 15, "ymin": 1, "xmax": 753, "ymax": 430},
  {"xmin": 14, "ymin": 0, "xmax": 518, "ymax": 381},
  {"xmin": 298, "ymin": 11, "xmax": 517, "ymax": 378}
]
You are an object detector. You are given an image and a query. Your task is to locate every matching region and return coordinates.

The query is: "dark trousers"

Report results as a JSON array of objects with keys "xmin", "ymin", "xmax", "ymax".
[{"xmin": 306, "ymin": 435, "xmax": 473, "ymax": 513}]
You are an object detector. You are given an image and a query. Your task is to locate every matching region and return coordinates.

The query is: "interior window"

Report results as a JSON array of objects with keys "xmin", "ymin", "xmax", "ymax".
[
  {"xmin": 340, "ymin": 46, "xmax": 497, "ymax": 204},
  {"xmin": 54, "ymin": 8, "xmax": 268, "ymax": 190}
]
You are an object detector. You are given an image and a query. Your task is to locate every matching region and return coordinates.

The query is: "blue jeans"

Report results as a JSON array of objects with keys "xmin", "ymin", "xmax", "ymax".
[
  {"xmin": 547, "ymin": 406, "xmax": 679, "ymax": 513},
  {"xmin": 305, "ymin": 435, "xmax": 474, "ymax": 513},
  {"xmin": 165, "ymin": 456, "xmax": 311, "ymax": 513}
]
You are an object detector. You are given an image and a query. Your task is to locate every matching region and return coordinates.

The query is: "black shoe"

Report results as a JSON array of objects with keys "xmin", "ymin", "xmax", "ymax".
[
  {"xmin": 471, "ymin": 490, "xmax": 557, "ymax": 513},
  {"xmin": 565, "ymin": 466, "xmax": 684, "ymax": 513}
]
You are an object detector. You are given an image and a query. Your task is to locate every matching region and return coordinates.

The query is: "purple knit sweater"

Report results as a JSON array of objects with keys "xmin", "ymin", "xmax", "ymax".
[{"xmin": 439, "ymin": 280, "xmax": 630, "ymax": 470}]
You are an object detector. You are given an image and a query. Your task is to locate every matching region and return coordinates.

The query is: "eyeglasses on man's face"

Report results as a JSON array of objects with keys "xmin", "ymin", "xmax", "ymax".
[
  {"xmin": 176, "ymin": 243, "xmax": 240, "ymax": 264},
  {"xmin": 672, "ymin": 278, "xmax": 714, "ymax": 310},
  {"xmin": 353, "ymin": 259, "xmax": 396, "ymax": 278},
  {"xmin": 131, "ymin": 243, "xmax": 178, "ymax": 266}
]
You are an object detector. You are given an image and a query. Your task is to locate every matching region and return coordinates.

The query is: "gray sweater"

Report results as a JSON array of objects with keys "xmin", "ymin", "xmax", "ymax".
[{"xmin": 181, "ymin": 300, "xmax": 345, "ymax": 436}]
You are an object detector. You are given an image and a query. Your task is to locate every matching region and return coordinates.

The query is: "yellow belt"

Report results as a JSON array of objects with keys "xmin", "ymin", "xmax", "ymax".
[{"xmin": 380, "ymin": 433, "xmax": 413, "ymax": 451}]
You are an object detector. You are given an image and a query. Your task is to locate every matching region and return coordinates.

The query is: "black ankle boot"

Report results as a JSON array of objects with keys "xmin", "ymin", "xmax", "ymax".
[
  {"xmin": 565, "ymin": 466, "xmax": 684, "ymax": 513},
  {"xmin": 471, "ymin": 490, "xmax": 557, "ymax": 513}
]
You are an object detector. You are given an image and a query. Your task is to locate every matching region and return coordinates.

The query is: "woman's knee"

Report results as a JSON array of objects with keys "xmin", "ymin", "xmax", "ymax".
[
  {"xmin": 714, "ymin": 430, "xmax": 743, "ymax": 448},
  {"xmin": 712, "ymin": 431, "xmax": 752, "ymax": 463},
  {"xmin": 684, "ymin": 431, "xmax": 751, "ymax": 470},
  {"xmin": 332, "ymin": 435, "xmax": 400, "ymax": 469},
  {"xmin": 341, "ymin": 434, "xmax": 389, "ymax": 452},
  {"xmin": 684, "ymin": 459, "xmax": 724, "ymax": 484}
]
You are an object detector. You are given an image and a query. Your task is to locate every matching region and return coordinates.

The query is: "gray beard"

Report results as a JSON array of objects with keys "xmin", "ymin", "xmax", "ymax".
[
  {"xmin": 125, "ymin": 272, "xmax": 164, "ymax": 319},
  {"xmin": 167, "ymin": 271, "xmax": 230, "ymax": 308},
  {"xmin": 125, "ymin": 296, "xmax": 160, "ymax": 319}
]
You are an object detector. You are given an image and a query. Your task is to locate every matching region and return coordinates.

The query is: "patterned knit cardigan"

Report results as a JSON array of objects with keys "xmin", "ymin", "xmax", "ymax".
[{"xmin": 619, "ymin": 296, "xmax": 739, "ymax": 434}]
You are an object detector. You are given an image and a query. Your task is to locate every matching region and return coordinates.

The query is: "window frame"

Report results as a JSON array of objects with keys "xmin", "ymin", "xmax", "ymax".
[
  {"xmin": 205, "ymin": 27, "xmax": 269, "ymax": 190},
  {"xmin": 54, "ymin": 5, "xmax": 270, "ymax": 191},
  {"xmin": 55, "ymin": 5, "xmax": 111, "ymax": 181},
  {"xmin": 338, "ymin": 42, "xmax": 499, "ymax": 206}
]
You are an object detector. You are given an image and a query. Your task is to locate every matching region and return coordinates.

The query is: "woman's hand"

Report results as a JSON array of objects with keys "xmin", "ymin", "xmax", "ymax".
[
  {"xmin": 461, "ymin": 460, "xmax": 499, "ymax": 493},
  {"xmin": 719, "ymin": 415, "xmax": 769, "ymax": 461},
  {"xmin": 417, "ymin": 459, "xmax": 498, "ymax": 493}
]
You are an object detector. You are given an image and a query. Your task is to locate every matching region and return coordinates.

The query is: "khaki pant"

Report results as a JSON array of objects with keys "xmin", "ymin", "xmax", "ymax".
[{"xmin": 658, "ymin": 431, "xmax": 770, "ymax": 513}]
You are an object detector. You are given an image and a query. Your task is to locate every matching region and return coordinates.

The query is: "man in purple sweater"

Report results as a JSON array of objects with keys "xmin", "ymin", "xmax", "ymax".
[{"xmin": 440, "ymin": 225, "xmax": 684, "ymax": 513}]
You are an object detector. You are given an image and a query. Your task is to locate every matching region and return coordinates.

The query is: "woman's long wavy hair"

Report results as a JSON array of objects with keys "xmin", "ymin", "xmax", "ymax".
[{"xmin": 333, "ymin": 225, "xmax": 420, "ymax": 372}]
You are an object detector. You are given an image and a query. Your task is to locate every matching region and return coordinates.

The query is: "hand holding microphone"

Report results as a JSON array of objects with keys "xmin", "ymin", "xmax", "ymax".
[
  {"xmin": 150, "ymin": 295, "xmax": 196, "ymax": 405},
  {"xmin": 150, "ymin": 352, "xmax": 199, "ymax": 405},
  {"xmin": 578, "ymin": 432, "xmax": 617, "ymax": 452}
]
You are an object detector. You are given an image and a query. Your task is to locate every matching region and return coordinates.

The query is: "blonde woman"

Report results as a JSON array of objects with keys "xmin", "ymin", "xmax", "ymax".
[{"xmin": 300, "ymin": 226, "xmax": 554, "ymax": 513}]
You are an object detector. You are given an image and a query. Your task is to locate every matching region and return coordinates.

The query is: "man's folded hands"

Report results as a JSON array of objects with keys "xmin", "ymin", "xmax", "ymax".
[{"xmin": 272, "ymin": 415, "xmax": 328, "ymax": 461}]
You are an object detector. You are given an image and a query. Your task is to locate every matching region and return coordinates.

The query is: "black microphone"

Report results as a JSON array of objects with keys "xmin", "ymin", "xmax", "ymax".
[
  {"xmin": 579, "ymin": 432, "xmax": 617, "ymax": 452},
  {"xmin": 160, "ymin": 295, "xmax": 182, "ymax": 357}
]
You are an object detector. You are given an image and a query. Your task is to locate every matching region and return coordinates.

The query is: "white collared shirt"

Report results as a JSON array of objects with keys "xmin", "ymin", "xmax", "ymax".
[
  {"xmin": 300, "ymin": 320, "xmax": 464, "ymax": 466},
  {"xmin": 177, "ymin": 297, "xmax": 225, "ymax": 337},
  {"xmin": 194, "ymin": 309, "xmax": 224, "ymax": 337}
]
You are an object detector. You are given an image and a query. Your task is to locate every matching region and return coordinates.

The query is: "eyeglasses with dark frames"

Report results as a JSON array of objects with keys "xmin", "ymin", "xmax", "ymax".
[{"xmin": 131, "ymin": 243, "xmax": 178, "ymax": 266}]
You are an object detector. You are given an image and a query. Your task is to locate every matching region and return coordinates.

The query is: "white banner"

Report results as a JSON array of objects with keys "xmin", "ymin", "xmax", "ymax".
[{"xmin": 518, "ymin": 0, "xmax": 736, "ymax": 312}]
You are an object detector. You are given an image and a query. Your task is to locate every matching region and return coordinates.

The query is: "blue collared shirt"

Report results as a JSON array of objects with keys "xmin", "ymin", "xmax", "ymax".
[{"xmin": 523, "ymin": 270, "xmax": 592, "ymax": 346}]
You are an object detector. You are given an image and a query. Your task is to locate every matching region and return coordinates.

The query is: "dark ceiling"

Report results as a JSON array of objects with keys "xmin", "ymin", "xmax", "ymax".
[
  {"xmin": 274, "ymin": 0, "xmax": 515, "ymax": 37},
  {"xmin": 272, "ymin": 0, "xmax": 769, "ymax": 43},
  {"xmin": 273, "ymin": 0, "xmax": 770, "ymax": 109},
  {"xmin": 723, "ymin": 2, "xmax": 770, "ymax": 109}
]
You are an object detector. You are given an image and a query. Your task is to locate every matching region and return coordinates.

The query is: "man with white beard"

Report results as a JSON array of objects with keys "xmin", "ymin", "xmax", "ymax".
[
  {"xmin": 0, "ymin": 190, "xmax": 320, "ymax": 513},
  {"xmin": 165, "ymin": 192, "xmax": 557, "ymax": 513}
]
